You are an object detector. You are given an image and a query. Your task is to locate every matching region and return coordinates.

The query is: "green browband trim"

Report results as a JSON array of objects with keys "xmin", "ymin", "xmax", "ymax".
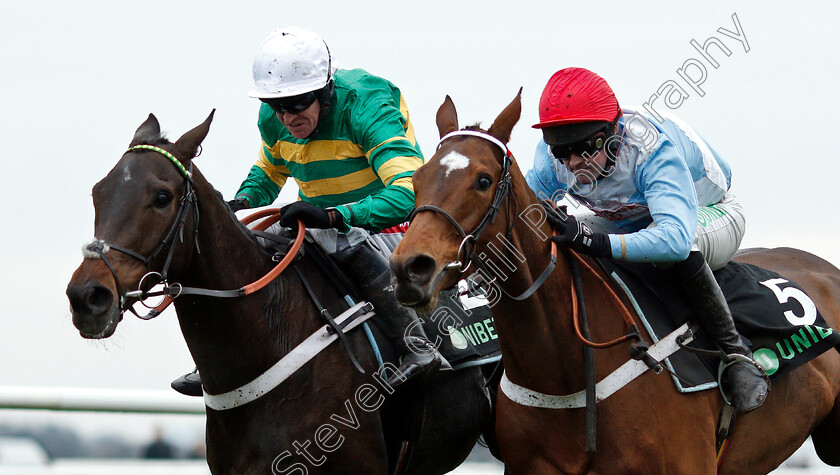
[{"xmin": 126, "ymin": 145, "xmax": 193, "ymax": 181}]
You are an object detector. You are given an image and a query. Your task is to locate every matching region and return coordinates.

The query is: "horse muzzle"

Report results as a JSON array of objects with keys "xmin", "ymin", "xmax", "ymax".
[
  {"xmin": 67, "ymin": 270, "xmax": 122, "ymax": 339},
  {"xmin": 390, "ymin": 252, "xmax": 454, "ymax": 310}
]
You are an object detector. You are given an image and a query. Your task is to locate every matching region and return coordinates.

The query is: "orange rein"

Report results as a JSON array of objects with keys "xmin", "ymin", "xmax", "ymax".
[
  {"xmin": 149, "ymin": 208, "xmax": 303, "ymax": 313},
  {"xmin": 241, "ymin": 211, "xmax": 304, "ymax": 294},
  {"xmin": 568, "ymin": 249, "xmax": 639, "ymax": 348}
]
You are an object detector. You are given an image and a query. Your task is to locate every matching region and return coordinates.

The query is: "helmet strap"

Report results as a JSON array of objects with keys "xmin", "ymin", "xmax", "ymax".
[
  {"xmin": 307, "ymin": 80, "xmax": 335, "ymax": 139},
  {"xmin": 318, "ymin": 80, "xmax": 335, "ymax": 108},
  {"xmin": 605, "ymin": 111, "xmax": 624, "ymax": 169},
  {"xmin": 309, "ymin": 38, "xmax": 334, "ymax": 138}
]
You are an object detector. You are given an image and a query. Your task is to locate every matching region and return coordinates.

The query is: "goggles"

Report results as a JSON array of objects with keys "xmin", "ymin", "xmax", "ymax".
[
  {"xmin": 549, "ymin": 134, "xmax": 606, "ymax": 162},
  {"xmin": 262, "ymin": 91, "xmax": 319, "ymax": 114}
]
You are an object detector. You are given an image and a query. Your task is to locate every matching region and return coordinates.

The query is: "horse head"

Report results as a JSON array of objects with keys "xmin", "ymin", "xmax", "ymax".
[
  {"xmin": 391, "ymin": 90, "xmax": 546, "ymax": 311},
  {"xmin": 66, "ymin": 111, "xmax": 214, "ymax": 338}
]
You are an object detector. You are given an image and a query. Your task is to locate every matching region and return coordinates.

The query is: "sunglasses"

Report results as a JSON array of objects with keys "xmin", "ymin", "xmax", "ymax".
[
  {"xmin": 549, "ymin": 134, "xmax": 606, "ymax": 162},
  {"xmin": 262, "ymin": 92, "xmax": 318, "ymax": 114}
]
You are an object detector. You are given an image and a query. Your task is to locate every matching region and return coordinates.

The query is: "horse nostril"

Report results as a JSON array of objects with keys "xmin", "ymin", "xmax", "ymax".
[
  {"xmin": 86, "ymin": 286, "xmax": 114, "ymax": 314},
  {"xmin": 404, "ymin": 254, "xmax": 437, "ymax": 286},
  {"xmin": 68, "ymin": 283, "xmax": 114, "ymax": 316}
]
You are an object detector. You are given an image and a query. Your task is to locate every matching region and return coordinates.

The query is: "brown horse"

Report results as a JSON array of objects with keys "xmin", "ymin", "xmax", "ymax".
[
  {"xmin": 65, "ymin": 111, "xmax": 493, "ymax": 474},
  {"xmin": 389, "ymin": 92, "xmax": 840, "ymax": 473}
]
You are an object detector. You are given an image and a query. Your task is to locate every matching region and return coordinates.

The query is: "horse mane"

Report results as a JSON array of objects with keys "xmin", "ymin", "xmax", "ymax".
[{"xmin": 211, "ymin": 188, "xmax": 261, "ymax": 245}]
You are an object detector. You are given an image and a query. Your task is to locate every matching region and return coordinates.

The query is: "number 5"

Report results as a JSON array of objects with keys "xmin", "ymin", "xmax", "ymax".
[{"xmin": 759, "ymin": 278, "xmax": 817, "ymax": 326}]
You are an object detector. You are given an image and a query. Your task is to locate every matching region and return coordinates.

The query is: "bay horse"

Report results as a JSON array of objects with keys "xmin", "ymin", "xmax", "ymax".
[
  {"xmin": 389, "ymin": 92, "xmax": 840, "ymax": 473},
  {"xmin": 65, "ymin": 111, "xmax": 492, "ymax": 474}
]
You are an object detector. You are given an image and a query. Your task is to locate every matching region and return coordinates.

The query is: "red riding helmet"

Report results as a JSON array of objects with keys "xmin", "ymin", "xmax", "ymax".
[{"xmin": 533, "ymin": 68, "xmax": 621, "ymax": 129}]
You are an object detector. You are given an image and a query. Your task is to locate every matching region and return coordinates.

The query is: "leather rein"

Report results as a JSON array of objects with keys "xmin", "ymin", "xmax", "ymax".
[{"xmin": 85, "ymin": 145, "xmax": 304, "ymax": 320}]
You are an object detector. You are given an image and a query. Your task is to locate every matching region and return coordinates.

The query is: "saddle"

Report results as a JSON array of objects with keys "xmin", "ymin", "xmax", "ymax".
[
  {"xmin": 597, "ymin": 258, "xmax": 840, "ymax": 393},
  {"xmin": 254, "ymin": 225, "xmax": 501, "ymax": 371}
]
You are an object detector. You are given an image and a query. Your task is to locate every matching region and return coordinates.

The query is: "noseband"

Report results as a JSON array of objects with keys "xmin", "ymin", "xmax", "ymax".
[{"xmin": 85, "ymin": 145, "xmax": 199, "ymax": 320}]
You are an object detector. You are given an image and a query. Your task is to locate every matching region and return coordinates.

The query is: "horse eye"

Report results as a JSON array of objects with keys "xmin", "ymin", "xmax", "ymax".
[
  {"xmin": 475, "ymin": 174, "xmax": 493, "ymax": 191},
  {"xmin": 153, "ymin": 191, "xmax": 173, "ymax": 208}
]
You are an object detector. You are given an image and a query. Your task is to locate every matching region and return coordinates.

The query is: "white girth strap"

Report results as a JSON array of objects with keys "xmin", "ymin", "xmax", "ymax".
[
  {"xmin": 203, "ymin": 302, "xmax": 375, "ymax": 411},
  {"xmin": 500, "ymin": 323, "xmax": 693, "ymax": 409}
]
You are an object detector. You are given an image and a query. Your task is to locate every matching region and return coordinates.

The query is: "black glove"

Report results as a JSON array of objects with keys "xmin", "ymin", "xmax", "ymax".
[
  {"xmin": 279, "ymin": 202, "xmax": 342, "ymax": 229},
  {"xmin": 540, "ymin": 200, "xmax": 568, "ymax": 229},
  {"xmin": 227, "ymin": 198, "xmax": 249, "ymax": 213},
  {"xmin": 552, "ymin": 215, "xmax": 612, "ymax": 258}
]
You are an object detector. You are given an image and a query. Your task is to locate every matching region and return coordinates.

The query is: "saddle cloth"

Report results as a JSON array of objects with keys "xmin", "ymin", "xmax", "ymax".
[
  {"xmin": 598, "ymin": 258, "xmax": 840, "ymax": 393},
  {"xmin": 369, "ymin": 232, "xmax": 501, "ymax": 369}
]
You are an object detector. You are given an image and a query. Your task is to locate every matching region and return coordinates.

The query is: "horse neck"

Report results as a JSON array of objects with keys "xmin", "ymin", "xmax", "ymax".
[
  {"xmin": 492, "ymin": 216, "xmax": 639, "ymax": 398},
  {"xmin": 485, "ymin": 172, "xmax": 590, "ymax": 396},
  {"xmin": 184, "ymin": 170, "xmax": 268, "ymax": 289},
  {"xmin": 172, "ymin": 169, "xmax": 302, "ymax": 393}
]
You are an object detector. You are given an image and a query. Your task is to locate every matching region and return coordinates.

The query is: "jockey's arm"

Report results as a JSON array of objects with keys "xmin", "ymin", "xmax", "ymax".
[
  {"xmin": 333, "ymin": 182, "xmax": 416, "ymax": 232},
  {"xmin": 609, "ymin": 141, "xmax": 698, "ymax": 262},
  {"xmin": 234, "ymin": 146, "xmax": 290, "ymax": 208},
  {"xmin": 333, "ymin": 99, "xmax": 424, "ymax": 232}
]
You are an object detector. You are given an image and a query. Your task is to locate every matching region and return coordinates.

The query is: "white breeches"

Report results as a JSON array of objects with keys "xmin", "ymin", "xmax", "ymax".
[{"xmin": 578, "ymin": 190, "xmax": 746, "ymax": 270}]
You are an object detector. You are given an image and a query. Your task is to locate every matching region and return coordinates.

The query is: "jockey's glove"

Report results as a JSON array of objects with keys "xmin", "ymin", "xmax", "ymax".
[
  {"xmin": 227, "ymin": 198, "xmax": 249, "ymax": 213},
  {"xmin": 552, "ymin": 215, "xmax": 612, "ymax": 258},
  {"xmin": 280, "ymin": 201, "xmax": 342, "ymax": 229},
  {"xmin": 540, "ymin": 200, "xmax": 567, "ymax": 229}
]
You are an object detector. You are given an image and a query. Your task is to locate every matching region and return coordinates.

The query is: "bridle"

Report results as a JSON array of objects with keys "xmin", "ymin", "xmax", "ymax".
[
  {"xmin": 85, "ymin": 145, "xmax": 200, "ymax": 320},
  {"xmin": 85, "ymin": 145, "xmax": 305, "ymax": 320},
  {"xmin": 408, "ymin": 130, "xmax": 557, "ymax": 301}
]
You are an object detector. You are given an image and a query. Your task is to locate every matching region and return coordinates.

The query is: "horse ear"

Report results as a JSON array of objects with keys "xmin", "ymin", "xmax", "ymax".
[
  {"xmin": 487, "ymin": 88, "xmax": 523, "ymax": 144},
  {"xmin": 129, "ymin": 113, "xmax": 162, "ymax": 147},
  {"xmin": 436, "ymin": 95, "xmax": 459, "ymax": 138},
  {"xmin": 174, "ymin": 109, "xmax": 215, "ymax": 160}
]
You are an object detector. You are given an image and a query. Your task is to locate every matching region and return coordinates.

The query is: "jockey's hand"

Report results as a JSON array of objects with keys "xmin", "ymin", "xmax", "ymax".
[
  {"xmin": 552, "ymin": 215, "xmax": 612, "ymax": 258},
  {"xmin": 227, "ymin": 198, "xmax": 249, "ymax": 213},
  {"xmin": 539, "ymin": 200, "xmax": 568, "ymax": 229},
  {"xmin": 279, "ymin": 202, "xmax": 342, "ymax": 229}
]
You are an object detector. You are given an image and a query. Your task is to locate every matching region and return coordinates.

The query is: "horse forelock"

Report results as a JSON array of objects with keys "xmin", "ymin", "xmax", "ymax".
[
  {"xmin": 143, "ymin": 135, "xmax": 171, "ymax": 146},
  {"xmin": 430, "ymin": 123, "xmax": 506, "ymax": 182},
  {"xmin": 440, "ymin": 124, "xmax": 506, "ymax": 165},
  {"xmin": 118, "ymin": 133, "xmax": 173, "ymax": 170},
  {"xmin": 129, "ymin": 126, "xmax": 172, "ymax": 150}
]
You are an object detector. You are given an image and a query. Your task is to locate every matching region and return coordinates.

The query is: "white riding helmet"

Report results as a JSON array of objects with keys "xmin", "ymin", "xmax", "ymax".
[{"xmin": 248, "ymin": 26, "xmax": 336, "ymax": 99}]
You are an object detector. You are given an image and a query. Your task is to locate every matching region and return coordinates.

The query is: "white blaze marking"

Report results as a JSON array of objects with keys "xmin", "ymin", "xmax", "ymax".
[
  {"xmin": 440, "ymin": 151, "xmax": 470, "ymax": 177},
  {"xmin": 122, "ymin": 167, "xmax": 132, "ymax": 182}
]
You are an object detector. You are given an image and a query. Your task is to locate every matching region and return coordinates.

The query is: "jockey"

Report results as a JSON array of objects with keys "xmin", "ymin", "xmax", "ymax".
[
  {"xmin": 172, "ymin": 26, "xmax": 444, "ymax": 396},
  {"xmin": 526, "ymin": 67, "xmax": 768, "ymax": 413}
]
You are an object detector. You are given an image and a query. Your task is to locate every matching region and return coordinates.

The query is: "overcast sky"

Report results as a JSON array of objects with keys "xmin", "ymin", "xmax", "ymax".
[{"xmin": 1, "ymin": 0, "xmax": 838, "ymax": 460}]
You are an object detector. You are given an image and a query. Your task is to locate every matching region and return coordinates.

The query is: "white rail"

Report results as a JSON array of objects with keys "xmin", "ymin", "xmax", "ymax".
[{"xmin": 0, "ymin": 386, "xmax": 205, "ymax": 415}]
